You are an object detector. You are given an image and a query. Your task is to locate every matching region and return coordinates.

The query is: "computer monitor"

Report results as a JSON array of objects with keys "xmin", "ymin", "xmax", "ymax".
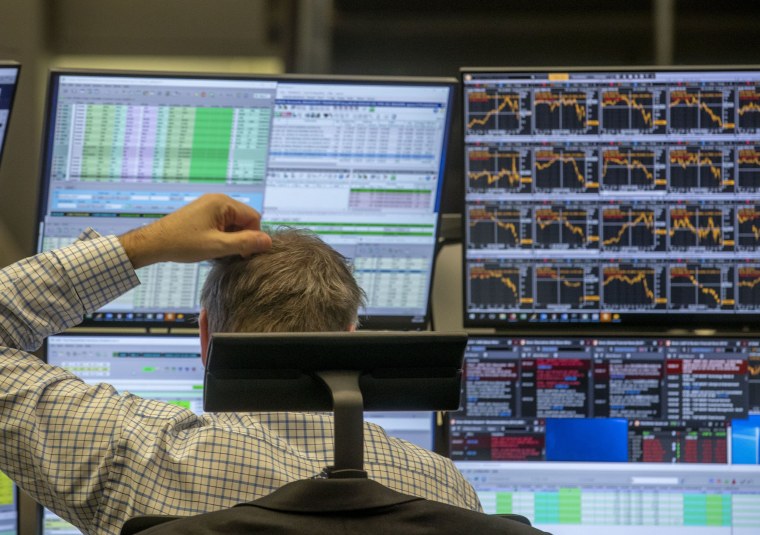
[
  {"xmin": 41, "ymin": 333, "xmax": 436, "ymax": 534},
  {"xmin": 461, "ymin": 66, "xmax": 760, "ymax": 328},
  {"xmin": 0, "ymin": 62, "xmax": 20, "ymax": 167},
  {"xmin": 36, "ymin": 70, "xmax": 456, "ymax": 330},
  {"xmin": 447, "ymin": 334, "xmax": 760, "ymax": 533}
]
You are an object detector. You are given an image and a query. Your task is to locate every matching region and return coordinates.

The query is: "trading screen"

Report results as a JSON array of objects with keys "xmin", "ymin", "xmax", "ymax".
[
  {"xmin": 41, "ymin": 334, "xmax": 435, "ymax": 534},
  {"xmin": 0, "ymin": 64, "xmax": 19, "ymax": 165},
  {"xmin": 37, "ymin": 72, "xmax": 455, "ymax": 329},
  {"xmin": 450, "ymin": 335, "xmax": 760, "ymax": 534},
  {"xmin": 462, "ymin": 68, "xmax": 760, "ymax": 327}
]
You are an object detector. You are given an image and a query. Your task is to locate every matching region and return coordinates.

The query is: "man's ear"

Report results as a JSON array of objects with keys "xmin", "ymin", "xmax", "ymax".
[
  {"xmin": 347, "ymin": 323, "xmax": 357, "ymax": 332},
  {"xmin": 199, "ymin": 308, "xmax": 209, "ymax": 367}
]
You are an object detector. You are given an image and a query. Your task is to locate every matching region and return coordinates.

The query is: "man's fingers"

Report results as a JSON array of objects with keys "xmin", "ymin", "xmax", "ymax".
[
  {"xmin": 219, "ymin": 230, "xmax": 272, "ymax": 258},
  {"xmin": 120, "ymin": 194, "xmax": 271, "ymax": 267},
  {"xmin": 220, "ymin": 199, "xmax": 262, "ymax": 232}
]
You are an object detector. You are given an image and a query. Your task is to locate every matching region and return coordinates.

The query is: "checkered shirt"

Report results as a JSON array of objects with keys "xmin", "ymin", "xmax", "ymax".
[{"xmin": 0, "ymin": 232, "xmax": 482, "ymax": 534}]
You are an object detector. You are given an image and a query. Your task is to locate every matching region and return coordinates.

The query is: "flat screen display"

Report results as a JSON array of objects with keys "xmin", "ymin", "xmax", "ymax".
[
  {"xmin": 447, "ymin": 334, "xmax": 760, "ymax": 533},
  {"xmin": 36, "ymin": 70, "xmax": 456, "ymax": 330},
  {"xmin": 0, "ymin": 62, "xmax": 20, "ymax": 168},
  {"xmin": 41, "ymin": 333, "xmax": 435, "ymax": 534},
  {"xmin": 462, "ymin": 67, "xmax": 760, "ymax": 328}
]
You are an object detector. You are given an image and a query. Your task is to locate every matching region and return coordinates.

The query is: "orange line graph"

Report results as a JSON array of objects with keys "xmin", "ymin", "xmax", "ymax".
[
  {"xmin": 469, "ymin": 209, "xmax": 520, "ymax": 242},
  {"xmin": 602, "ymin": 150, "xmax": 655, "ymax": 182},
  {"xmin": 603, "ymin": 268, "xmax": 655, "ymax": 301},
  {"xmin": 738, "ymin": 102, "xmax": 760, "ymax": 117},
  {"xmin": 738, "ymin": 267, "xmax": 760, "ymax": 289},
  {"xmin": 534, "ymin": 91, "xmax": 587, "ymax": 124},
  {"xmin": 738, "ymin": 89, "xmax": 760, "ymax": 117},
  {"xmin": 738, "ymin": 149, "xmax": 760, "ymax": 167},
  {"xmin": 467, "ymin": 92, "xmax": 521, "ymax": 129},
  {"xmin": 470, "ymin": 266, "xmax": 520, "ymax": 297},
  {"xmin": 602, "ymin": 91, "xmax": 654, "ymax": 126},
  {"xmin": 468, "ymin": 150, "xmax": 523, "ymax": 187},
  {"xmin": 536, "ymin": 267, "xmax": 582, "ymax": 288},
  {"xmin": 738, "ymin": 208, "xmax": 760, "ymax": 225},
  {"xmin": 669, "ymin": 209, "xmax": 723, "ymax": 242},
  {"xmin": 468, "ymin": 168, "xmax": 521, "ymax": 187},
  {"xmin": 535, "ymin": 150, "xmax": 587, "ymax": 185},
  {"xmin": 563, "ymin": 219, "xmax": 586, "ymax": 239},
  {"xmin": 602, "ymin": 209, "xmax": 654, "ymax": 246},
  {"xmin": 670, "ymin": 90, "xmax": 729, "ymax": 129},
  {"xmin": 670, "ymin": 267, "xmax": 726, "ymax": 305},
  {"xmin": 738, "ymin": 209, "xmax": 760, "ymax": 241},
  {"xmin": 669, "ymin": 150, "xmax": 723, "ymax": 182},
  {"xmin": 535, "ymin": 209, "xmax": 587, "ymax": 241}
]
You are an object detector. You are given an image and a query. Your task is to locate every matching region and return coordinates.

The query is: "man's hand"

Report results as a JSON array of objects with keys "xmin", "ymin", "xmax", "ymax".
[{"xmin": 118, "ymin": 194, "xmax": 272, "ymax": 269}]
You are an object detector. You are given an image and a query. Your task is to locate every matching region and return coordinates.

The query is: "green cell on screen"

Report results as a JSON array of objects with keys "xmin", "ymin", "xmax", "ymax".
[
  {"xmin": 167, "ymin": 400, "xmax": 192, "ymax": 410},
  {"xmin": 558, "ymin": 488, "xmax": 581, "ymax": 524},
  {"xmin": 189, "ymin": 107, "xmax": 233, "ymax": 182},
  {"xmin": 0, "ymin": 471, "xmax": 13, "ymax": 506},
  {"xmin": 495, "ymin": 492, "xmax": 513, "ymax": 514}
]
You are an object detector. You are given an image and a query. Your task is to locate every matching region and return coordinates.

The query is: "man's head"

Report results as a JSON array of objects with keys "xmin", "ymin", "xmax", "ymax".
[{"xmin": 198, "ymin": 228, "xmax": 365, "ymax": 364}]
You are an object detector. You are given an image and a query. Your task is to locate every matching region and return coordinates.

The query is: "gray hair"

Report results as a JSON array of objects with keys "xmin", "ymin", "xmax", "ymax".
[{"xmin": 200, "ymin": 228, "xmax": 365, "ymax": 333}]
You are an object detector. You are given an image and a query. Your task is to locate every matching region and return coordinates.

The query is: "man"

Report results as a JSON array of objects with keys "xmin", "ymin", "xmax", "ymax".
[{"xmin": 0, "ymin": 194, "xmax": 481, "ymax": 535}]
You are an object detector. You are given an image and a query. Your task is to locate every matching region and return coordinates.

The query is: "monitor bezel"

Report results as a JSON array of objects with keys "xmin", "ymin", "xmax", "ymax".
[
  {"xmin": 36, "ymin": 68, "xmax": 458, "ymax": 331},
  {"xmin": 0, "ymin": 60, "xmax": 21, "ymax": 170},
  {"xmin": 460, "ymin": 65, "xmax": 760, "ymax": 331}
]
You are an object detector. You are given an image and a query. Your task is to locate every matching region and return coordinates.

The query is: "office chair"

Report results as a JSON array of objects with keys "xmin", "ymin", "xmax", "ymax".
[{"xmin": 120, "ymin": 332, "xmax": 547, "ymax": 535}]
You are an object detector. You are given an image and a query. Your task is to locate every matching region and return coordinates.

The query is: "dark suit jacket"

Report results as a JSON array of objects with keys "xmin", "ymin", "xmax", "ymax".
[{"xmin": 125, "ymin": 478, "xmax": 549, "ymax": 535}]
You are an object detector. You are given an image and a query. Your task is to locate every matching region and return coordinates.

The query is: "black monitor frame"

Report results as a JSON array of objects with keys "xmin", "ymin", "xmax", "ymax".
[
  {"xmin": 0, "ymin": 61, "xmax": 20, "ymax": 168},
  {"xmin": 461, "ymin": 65, "xmax": 760, "ymax": 331},
  {"xmin": 36, "ymin": 68, "xmax": 457, "ymax": 331}
]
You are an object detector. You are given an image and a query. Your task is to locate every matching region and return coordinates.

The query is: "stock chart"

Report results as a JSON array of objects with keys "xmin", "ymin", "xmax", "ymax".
[{"xmin": 463, "ymin": 68, "xmax": 760, "ymax": 326}]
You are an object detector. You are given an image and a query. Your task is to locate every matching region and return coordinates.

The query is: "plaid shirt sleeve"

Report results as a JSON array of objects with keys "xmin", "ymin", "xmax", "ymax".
[{"xmin": 0, "ymin": 231, "xmax": 139, "ymax": 351}]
